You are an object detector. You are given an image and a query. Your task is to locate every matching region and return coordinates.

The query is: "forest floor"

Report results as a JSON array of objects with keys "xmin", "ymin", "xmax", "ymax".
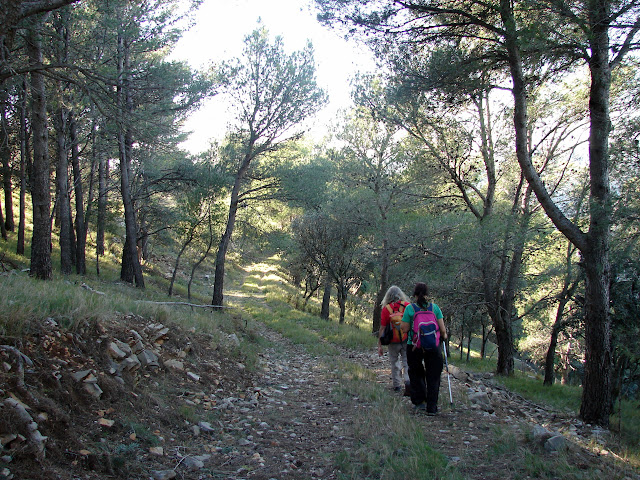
[{"xmin": 2, "ymin": 264, "xmax": 640, "ymax": 480}]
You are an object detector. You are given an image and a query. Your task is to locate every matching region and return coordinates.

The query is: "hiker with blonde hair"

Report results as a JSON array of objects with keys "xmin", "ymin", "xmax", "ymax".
[{"xmin": 377, "ymin": 285, "xmax": 411, "ymax": 395}]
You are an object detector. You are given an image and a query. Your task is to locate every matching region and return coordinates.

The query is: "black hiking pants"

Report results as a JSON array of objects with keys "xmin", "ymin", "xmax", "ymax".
[{"xmin": 407, "ymin": 345, "xmax": 443, "ymax": 413}]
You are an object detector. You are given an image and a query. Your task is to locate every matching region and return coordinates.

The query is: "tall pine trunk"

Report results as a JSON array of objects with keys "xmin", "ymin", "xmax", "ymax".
[
  {"xmin": 472, "ymin": 92, "xmax": 517, "ymax": 376},
  {"xmin": 211, "ymin": 203, "xmax": 235, "ymax": 306},
  {"xmin": 117, "ymin": 32, "xmax": 143, "ymax": 287},
  {"xmin": 97, "ymin": 139, "xmax": 107, "ymax": 257},
  {"xmin": 69, "ymin": 112, "xmax": 86, "ymax": 274},
  {"xmin": 17, "ymin": 78, "xmax": 28, "ymax": 255},
  {"xmin": 578, "ymin": 0, "xmax": 613, "ymax": 427},
  {"xmin": 481, "ymin": 235, "xmax": 514, "ymax": 375},
  {"xmin": 54, "ymin": 105, "xmax": 73, "ymax": 275},
  {"xmin": 212, "ymin": 149, "xmax": 253, "ymax": 306},
  {"xmin": 26, "ymin": 19, "xmax": 52, "ymax": 280},
  {"xmin": 0, "ymin": 90, "xmax": 6, "ymax": 240},
  {"xmin": 337, "ymin": 282, "xmax": 347, "ymax": 324},
  {"xmin": 501, "ymin": 0, "xmax": 613, "ymax": 425},
  {"xmin": 0, "ymin": 89, "xmax": 13, "ymax": 233},
  {"xmin": 543, "ymin": 321, "xmax": 562, "ymax": 386}
]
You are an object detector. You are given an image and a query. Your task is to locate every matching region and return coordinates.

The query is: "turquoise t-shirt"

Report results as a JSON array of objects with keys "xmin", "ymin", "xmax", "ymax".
[{"xmin": 402, "ymin": 302, "xmax": 443, "ymax": 346}]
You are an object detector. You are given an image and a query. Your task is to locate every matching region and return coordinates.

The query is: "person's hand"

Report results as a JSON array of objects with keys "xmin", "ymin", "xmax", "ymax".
[{"xmin": 377, "ymin": 344, "xmax": 383, "ymax": 357}]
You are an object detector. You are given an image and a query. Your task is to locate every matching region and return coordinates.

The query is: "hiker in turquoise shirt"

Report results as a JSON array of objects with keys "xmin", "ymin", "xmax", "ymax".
[{"xmin": 401, "ymin": 282, "xmax": 447, "ymax": 415}]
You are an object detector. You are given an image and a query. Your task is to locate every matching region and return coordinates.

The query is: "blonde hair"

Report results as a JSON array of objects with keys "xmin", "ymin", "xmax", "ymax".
[{"xmin": 381, "ymin": 285, "xmax": 409, "ymax": 306}]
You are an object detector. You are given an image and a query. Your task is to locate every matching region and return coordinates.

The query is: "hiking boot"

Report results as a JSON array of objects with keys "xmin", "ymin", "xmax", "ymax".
[{"xmin": 413, "ymin": 402, "xmax": 427, "ymax": 413}]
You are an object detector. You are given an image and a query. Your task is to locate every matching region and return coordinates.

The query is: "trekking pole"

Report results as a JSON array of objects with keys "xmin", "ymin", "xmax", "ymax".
[{"xmin": 443, "ymin": 341, "xmax": 453, "ymax": 407}]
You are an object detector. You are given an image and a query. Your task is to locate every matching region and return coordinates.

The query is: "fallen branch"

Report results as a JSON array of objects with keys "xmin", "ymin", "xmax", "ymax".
[
  {"xmin": 81, "ymin": 283, "xmax": 105, "ymax": 295},
  {"xmin": 0, "ymin": 253, "xmax": 19, "ymax": 272},
  {"xmin": 135, "ymin": 301, "xmax": 231, "ymax": 309}
]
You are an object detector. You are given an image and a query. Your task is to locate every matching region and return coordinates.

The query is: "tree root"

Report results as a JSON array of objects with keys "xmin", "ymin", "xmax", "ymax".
[
  {"xmin": 0, "ymin": 345, "xmax": 38, "ymax": 406},
  {"xmin": 0, "ymin": 346, "xmax": 50, "ymax": 461},
  {"xmin": 2, "ymin": 397, "xmax": 48, "ymax": 461}
]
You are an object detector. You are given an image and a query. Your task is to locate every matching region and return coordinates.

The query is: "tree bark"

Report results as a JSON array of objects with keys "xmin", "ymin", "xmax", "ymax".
[
  {"xmin": 0, "ymin": 199, "xmax": 4, "ymax": 240},
  {"xmin": 117, "ymin": 32, "xmax": 143, "ymax": 287},
  {"xmin": 0, "ymin": 86, "xmax": 6, "ymax": 240},
  {"xmin": 481, "ymin": 323, "xmax": 488, "ymax": 359},
  {"xmin": 0, "ymin": 88, "xmax": 13, "ymax": 233},
  {"xmin": 69, "ymin": 112, "xmax": 86, "ymax": 274},
  {"xmin": 53, "ymin": 9, "xmax": 73, "ymax": 275},
  {"xmin": 493, "ymin": 309, "xmax": 514, "ymax": 375},
  {"xmin": 499, "ymin": 0, "xmax": 613, "ymax": 424},
  {"xmin": 54, "ymin": 105, "xmax": 73, "ymax": 275},
  {"xmin": 96, "ymin": 139, "xmax": 106, "ymax": 257},
  {"xmin": 26, "ymin": 19, "xmax": 52, "ymax": 280},
  {"xmin": 577, "ymin": 0, "xmax": 613, "ymax": 427},
  {"xmin": 498, "ymin": 183, "xmax": 532, "ymax": 375},
  {"xmin": 544, "ymin": 254, "xmax": 580, "ymax": 386},
  {"xmin": 543, "ymin": 321, "xmax": 562, "ymax": 386},
  {"xmin": 16, "ymin": 77, "xmax": 28, "ymax": 255},
  {"xmin": 337, "ymin": 282, "xmax": 347, "ymax": 324},
  {"xmin": 212, "ymin": 148, "xmax": 254, "ymax": 306},
  {"xmin": 321, "ymin": 274, "xmax": 331, "ymax": 320},
  {"xmin": 481, "ymin": 235, "xmax": 514, "ymax": 375},
  {"xmin": 188, "ymin": 216, "xmax": 214, "ymax": 301},
  {"xmin": 119, "ymin": 133, "xmax": 142, "ymax": 286},
  {"xmin": 211, "ymin": 196, "xmax": 236, "ymax": 306},
  {"xmin": 561, "ymin": 341, "xmax": 572, "ymax": 385},
  {"xmin": 372, "ymin": 237, "xmax": 389, "ymax": 333},
  {"xmin": 169, "ymin": 224, "xmax": 198, "ymax": 297}
]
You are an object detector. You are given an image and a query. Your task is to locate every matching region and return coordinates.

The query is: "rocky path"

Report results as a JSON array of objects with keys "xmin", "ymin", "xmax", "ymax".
[
  {"xmin": 210, "ymin": 267, "xmax": 639, "ymax": 480},
  {"xmin": 202, "ymin": 327, "xmax": 358, "ymax": 479},
  {"xmin": 202, "ymin": 324, "xmax": 638, "ymax": 480}
]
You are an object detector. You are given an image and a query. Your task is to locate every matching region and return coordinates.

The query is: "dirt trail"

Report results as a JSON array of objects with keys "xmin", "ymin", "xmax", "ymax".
[
  {"xmin": 241, "ymin": 328, "xmax": 640, "ymax": 480},
  {"xmin": 211, "ymin": 318, "xmax": 639, "ymax": 480},
  {"xmin": 219, "ymin": 267, "xmax": 638, "ymax": 480}
]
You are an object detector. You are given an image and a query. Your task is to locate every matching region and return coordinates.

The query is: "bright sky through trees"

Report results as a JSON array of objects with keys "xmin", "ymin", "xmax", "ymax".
[{"xmin": 171, "ymin": 0, "xmax": 375, "ymax": 153}]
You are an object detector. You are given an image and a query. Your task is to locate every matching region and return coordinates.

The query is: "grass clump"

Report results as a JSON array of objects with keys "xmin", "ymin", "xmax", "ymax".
[
  {"xmin": 489, "ymin": 425, "xmax": 520, "ymax": 457},
  {"xmin": 610, "ymin": 398, "xmax": 640, "ymax": 467},
  {"xmin": 521, "ymin": 450, "xmax": 599, "ymax": 479},
  {"xmin": 498, "ymin": 375, "xmax": 582, "ymax": 413},
  {"xmin": 124, "ymin": 421, "xmax": 160, "ymax": 447},
  {"xmin": 0, "ymin": 273, "xmax": 110, "ymax": 335},
  {"xmin": 263, "ymin": 292, "xmax": 377, "ymax": 352}
]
